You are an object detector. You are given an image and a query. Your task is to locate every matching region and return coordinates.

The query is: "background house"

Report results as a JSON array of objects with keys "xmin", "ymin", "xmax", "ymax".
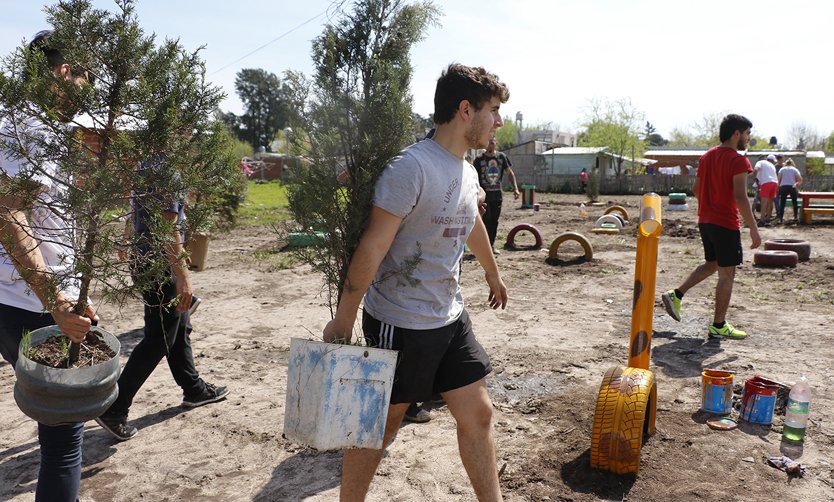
[{"xmin": 644, "ymin": 147, "xmax": 810, "ymax": 174}]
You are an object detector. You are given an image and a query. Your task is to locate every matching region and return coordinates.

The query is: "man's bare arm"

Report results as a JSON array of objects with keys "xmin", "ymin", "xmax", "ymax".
[
  {"xmin": 323, "ymin": 206, "xmax": 402, "ymax": 342},
  {"xmin": 0, "ymin": 194, "xmax": 96, "ymax": 340},
  {"xmin": 161, "ymin": 210, "xmax": 192, "ymax": 312}
]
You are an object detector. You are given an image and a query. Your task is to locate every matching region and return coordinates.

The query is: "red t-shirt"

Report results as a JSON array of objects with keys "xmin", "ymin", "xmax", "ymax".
[{"xmin": 696, "ymin": 146, "xmax": 752, "ymax": 230}]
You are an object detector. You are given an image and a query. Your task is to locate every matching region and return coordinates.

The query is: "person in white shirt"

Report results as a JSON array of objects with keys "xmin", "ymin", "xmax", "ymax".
[
  {"xmin": 753, "ymin": 154, "xmax": 778, "ymax": 225},
  {"xmin": 0, "ymin": 29, "xmax": 97, "ymax": 502},
  {"xmin": 776, "ymin": 158, "xmax": 803, "ymax": 224}
]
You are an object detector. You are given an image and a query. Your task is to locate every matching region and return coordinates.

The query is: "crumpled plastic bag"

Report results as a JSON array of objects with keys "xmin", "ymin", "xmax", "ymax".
[{"xmin": 767, "ymin": 455, "xmax": 805, "ymax": 478}]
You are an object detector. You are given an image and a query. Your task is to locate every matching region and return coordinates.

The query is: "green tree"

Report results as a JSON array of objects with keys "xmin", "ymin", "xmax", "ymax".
[
  {"xmin": 825, "ymin": 131, "xmax": 834, "ymax": 151},
  {"xmin": 234, "ymin": 68, "xmax": 290, "ymax": 151},
  {"xmin": 666, "ymin": 127, "xmax": 694, "ymax": 147},
  {"xmin": 690, "ymin": 112, "xmax": 725, "ymax": 146},
  {"xmin": 0, "ymin": 0, "xmax": 240, "ymax": 359},
  {"xmin": 412, "ymin": 112, "xmax": 433, "ymax": 142},
  {"xmin": 787, "ymin": 121, "xmax": 825, "ymax": 150},
  {"xmin": 495, "ymin": 115, "xmax": 518, "ymax": 150},
  {"xmin": 287, "ymin": 0, "xmax": 439, "ymax": 312},
  {"xmin": 579, "ymin": 97, "xmax": 645, "ymax": 178}
]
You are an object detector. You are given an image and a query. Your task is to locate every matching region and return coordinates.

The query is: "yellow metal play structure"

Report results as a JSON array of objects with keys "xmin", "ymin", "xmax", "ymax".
[{"xmin": 590, "ymin": 193, "xmax": 663, "ymax": 475}]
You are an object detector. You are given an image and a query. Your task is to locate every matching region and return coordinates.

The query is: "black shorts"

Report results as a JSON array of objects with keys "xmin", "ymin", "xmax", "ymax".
[
  {"xmin": 362, "ymin": 309, "xmax": 492, "ymax": 404},
  {"xmin": 698, "ymin": 223, "xmax": 742, "ymax": 267}
]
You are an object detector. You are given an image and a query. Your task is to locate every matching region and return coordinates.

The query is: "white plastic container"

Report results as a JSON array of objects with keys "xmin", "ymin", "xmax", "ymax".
[
  {"xmin": 283, "ymin": 338, "xmax": 398, "ymax": 450},
  {"xmin": 783, "ymin": 376, "xmax": 811, "ymax": 443}
]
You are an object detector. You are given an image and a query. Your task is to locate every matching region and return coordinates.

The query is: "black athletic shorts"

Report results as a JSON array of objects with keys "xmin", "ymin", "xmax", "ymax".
[
  {"xmin": 698, "ymin": 223, "xmax": 743, "ymax": 267},
  {"xmin": 362, "ymin": 309, "xmax": 492, "ymax": 404}
]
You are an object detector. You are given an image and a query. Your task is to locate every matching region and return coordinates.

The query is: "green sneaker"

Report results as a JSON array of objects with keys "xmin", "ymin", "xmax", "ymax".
[
  {"xmin": 661, "ymin": 290, "xmax": 681, "ymax": 321},
  {"xmin": 708, "ymin": 322, "xmax": 747, "ymax": 339}
]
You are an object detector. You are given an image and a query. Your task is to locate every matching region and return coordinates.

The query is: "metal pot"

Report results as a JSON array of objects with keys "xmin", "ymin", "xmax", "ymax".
[{"xmin": 14, "ymin": 325, "xmax": 120, "ymax": 426}]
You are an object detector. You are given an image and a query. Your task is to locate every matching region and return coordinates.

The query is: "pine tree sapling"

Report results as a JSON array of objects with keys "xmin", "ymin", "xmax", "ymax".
[
  {"xmin": 0, "ymin": 0, "xmax": 241, "ymax": 365},
  {"xmin": 287, "ymin": 0, "xmax": 439, "ymax": 317}
]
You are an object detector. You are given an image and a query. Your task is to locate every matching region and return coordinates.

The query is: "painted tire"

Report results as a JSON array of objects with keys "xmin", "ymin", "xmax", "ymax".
[
  {"xmin": 753, "ymin": 250, "xmax": 799, "ymax": 267},
  {"xmin": 764, "ymin": 239, "xmax": 810, "ymax": 262},
  {"xmin": 604, "ymin": 205, "xmax": 630, "ymax": 222},
  {"xmin": 591, "ymin": 227, "xmax": 620, "ymax": 234},
  {"xmin": 505, "ymin": 223, "xmax": 543, "ymax": 250},
  {"xmin": 595, "ymin": 214, "xmax": 624, "ymax": 229},
  {"xmin": 590, "ymin": 366, "xmax": 657, "ymax": 475},
  {"xmin": 548, "ymin": 232, "xmax": 593, "ymax": 261},
  {"xmin": 668, "ymin": 192, "xmax": 687, "ymax": 200}
]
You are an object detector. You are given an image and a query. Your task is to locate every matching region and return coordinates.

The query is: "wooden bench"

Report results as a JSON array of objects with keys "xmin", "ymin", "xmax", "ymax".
[
  {"xmin": 801, "ymin": 207, "xmax": 834, "ymax": 224},
  {"xmin": 799, "ymin": 192, "xmax": 834, "ymax": 224}
]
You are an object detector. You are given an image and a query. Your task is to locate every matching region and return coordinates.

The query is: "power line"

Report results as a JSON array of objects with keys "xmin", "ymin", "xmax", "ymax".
[{"xmin": 208, "ymin": 0, "xmax": 347, "ymax": 77}]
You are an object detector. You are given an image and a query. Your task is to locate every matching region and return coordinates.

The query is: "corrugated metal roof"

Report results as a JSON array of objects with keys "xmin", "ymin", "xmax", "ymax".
[
  {"xmin": 645, "ymin": 149, "xmax": 809, "ymax": 157},
  {"xmin": 644, "ymin": 150, "xmax": 709, "ymax": 156},
  {"xmin": 542, "ymin": 147, "xmax": 608, "ymax": 155}
]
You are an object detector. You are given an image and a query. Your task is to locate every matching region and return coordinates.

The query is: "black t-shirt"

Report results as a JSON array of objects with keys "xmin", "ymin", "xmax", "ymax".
[{"xmin": 473, "ymin": 152, "xmax": 512, "ymax": 201}]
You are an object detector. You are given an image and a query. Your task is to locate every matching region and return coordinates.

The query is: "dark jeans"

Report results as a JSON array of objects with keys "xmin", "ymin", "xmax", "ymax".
[
  {"xmin": 777, "ymin": 185, "xmax": 799, "ymax": 222},
  {"xmin": 107, "ymin": 269, "xmax": 204, "ymax": 418},
  {"xmin": 483, "ymin": 197, "xmax": 503, "ymax": 247},
  {"xmin": 0, "ymin": 303, "xmax": 84, "ymax": 502}
]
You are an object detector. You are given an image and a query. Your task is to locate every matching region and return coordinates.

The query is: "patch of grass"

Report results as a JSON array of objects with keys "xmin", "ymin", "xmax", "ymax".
[
  {"xmin": 237, "ymin": 181, "xmax": 291, "ymax": 227},
  {"xmin": 253, "ymin": 249, "xmax": 298, "ymax": 271}
]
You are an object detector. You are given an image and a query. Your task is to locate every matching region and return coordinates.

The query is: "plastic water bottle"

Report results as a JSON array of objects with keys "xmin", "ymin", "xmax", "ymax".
[
  {"xmin": 579, "ymin": 202, "xmax": 587, "ymax": 217},
  {"xmin": 783, "ymin": 376, "xmax": 811, "ymax": 443}
]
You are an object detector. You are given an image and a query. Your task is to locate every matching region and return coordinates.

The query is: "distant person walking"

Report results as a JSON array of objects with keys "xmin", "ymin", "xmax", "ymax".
[
  {"xmin": 662, "ymin": 114, "xmax": 761, "ymax": 340},
  {"xmin": 474, "ymin": 137, "xmax": 519, "ymax": 255},
  {"xmin": 776, "ymin": 158, "xmax": 803, "ymax": 224},
  {"xmin": 773, "ymin": 154, "xmax": 785, "ymax": 217},
  {"xmin": 579, "ymin": 168, "xmax": 589, "ymax": 193},
  {"xmin": 753, "ymin": 154, "xmax": 778, "ymax": 226}
]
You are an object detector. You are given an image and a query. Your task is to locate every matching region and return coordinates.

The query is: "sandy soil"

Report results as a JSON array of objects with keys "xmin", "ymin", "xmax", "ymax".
[{"xmin": 2, "ymin": 193, "xmax": 834, "ymax": 501}]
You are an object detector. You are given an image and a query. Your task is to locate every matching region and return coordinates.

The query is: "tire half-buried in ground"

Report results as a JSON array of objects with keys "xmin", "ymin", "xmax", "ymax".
[
  {"xmin": 505, "ymin": 223, "xmax": 544, "ymax": 250},
  {"xmin": 548, "ymin": 232, "xmax": 593, "ymax": 262}
]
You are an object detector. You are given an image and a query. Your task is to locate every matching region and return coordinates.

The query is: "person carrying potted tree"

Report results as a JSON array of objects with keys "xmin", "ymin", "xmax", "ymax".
[
  {"xmin": 95, "ymin": 157, "xmax": 229, "ymax": 441},
  {"xmin": 0, "ymin": 30, "xmax": 98, "ymax": 502},
  {"xmin": 323, "ymin": 63, "xmax": 511, "ymax": 501}
]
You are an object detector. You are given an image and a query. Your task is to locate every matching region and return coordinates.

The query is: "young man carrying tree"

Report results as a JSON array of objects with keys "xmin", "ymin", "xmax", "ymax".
[
  {"xmin": 0, "ymin": 30, "xmax": 98, "ymax": 502},
  {"xmin": 323, "ymin": 63, "xmax": 510, "ymax": 502}
]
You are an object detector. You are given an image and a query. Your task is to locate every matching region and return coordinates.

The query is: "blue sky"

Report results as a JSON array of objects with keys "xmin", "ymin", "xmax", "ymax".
[{"xmin": 3, "ymin": 0, "xmax": 832, "ymax": 147}]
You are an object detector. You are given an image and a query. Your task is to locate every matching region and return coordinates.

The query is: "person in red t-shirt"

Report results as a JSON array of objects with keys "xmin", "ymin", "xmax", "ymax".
[{"xmin": 661, "ymin": 114, "xmax": 761, "ymax": 340}]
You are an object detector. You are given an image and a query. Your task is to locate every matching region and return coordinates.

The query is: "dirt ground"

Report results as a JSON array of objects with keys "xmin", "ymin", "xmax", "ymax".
[{"xmin": 2, "ymin": 193, "xmax": 834, "ymax": 501}]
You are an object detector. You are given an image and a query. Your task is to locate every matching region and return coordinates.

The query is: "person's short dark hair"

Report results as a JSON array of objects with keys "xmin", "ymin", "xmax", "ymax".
[
  {"xmin": 719, "ymin": 114, "xmax": 752, "ymax": 143},
  {"xmin": 27, "ymin": 30, "xmax": 95, "ymax": 87},
  {"xmin": 28, "ymin": 30, "xmax": 66, "ymax": 69},
  {"xmin": 433, "ymin": 64, "xmax": 509, "ymax": 125},
  {"xmin": 776, "ymin": 155, "xmax": 784, "ymax": 160}
]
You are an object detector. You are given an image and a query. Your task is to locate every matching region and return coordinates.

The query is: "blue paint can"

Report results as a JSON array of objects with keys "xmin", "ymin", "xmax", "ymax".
[
  {"xmin": 740, "ymin": 375, "xmax": 779, "ymax": 425},
  {"xmin": 701, "ymin": 369, "xmax": 733, "ymax": 415}
]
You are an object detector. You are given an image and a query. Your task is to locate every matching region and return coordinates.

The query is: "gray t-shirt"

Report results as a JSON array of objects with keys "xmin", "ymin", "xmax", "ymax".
[{"xmin": 363, "ymin": 139, "xmax": 479, "ymax": 330}]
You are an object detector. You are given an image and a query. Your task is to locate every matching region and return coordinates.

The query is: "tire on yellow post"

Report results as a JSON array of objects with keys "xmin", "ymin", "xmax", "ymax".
[{"xmin": 590, "ymin": 366, "xmax": 657, "ymax": 475}]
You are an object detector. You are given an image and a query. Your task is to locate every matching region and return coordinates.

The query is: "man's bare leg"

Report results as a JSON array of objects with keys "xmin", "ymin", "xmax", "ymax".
[
  {"xmin": 339, "ymin": 402, "xmax": 409, "ymax": 501},
  {"xmin": 677, "ymin": 260, "xmax": 718, "ymax": 296},
  {"xmin": 442, "ymin": 379, "xmax": 503, "ymax": 502},
  {"xmin": 712, "ymin": 265, "xmax": 736, "ymax": 323}
]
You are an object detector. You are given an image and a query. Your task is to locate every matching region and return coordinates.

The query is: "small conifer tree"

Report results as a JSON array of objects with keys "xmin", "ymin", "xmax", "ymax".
[
  {"xmin": 0, "ymin": 0, "xmax": 242, "ymax": 363},
  {"xmin": 287, "ymin": 0, "xmax": 438, "ymax": 315}
]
